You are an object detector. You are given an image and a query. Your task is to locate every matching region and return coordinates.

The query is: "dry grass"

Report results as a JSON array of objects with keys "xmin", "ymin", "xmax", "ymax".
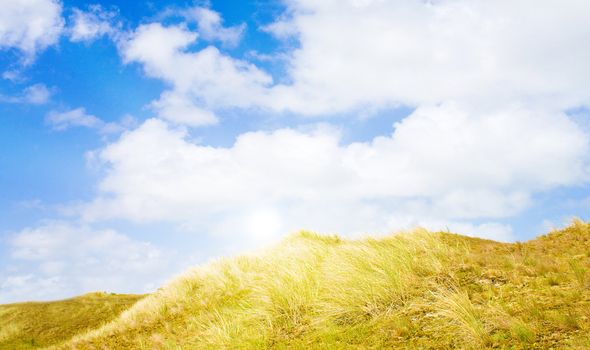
[
  {"xmin": 0, "ymin": 292, "xmax": 143, "ymax": 349},
  {"xmin": 432, "ymin": 287, "xmax": 489, "ymax": 348},
  {"xmin": 2, "ymin": 221, "xmax": 589, "ymax": 349}
]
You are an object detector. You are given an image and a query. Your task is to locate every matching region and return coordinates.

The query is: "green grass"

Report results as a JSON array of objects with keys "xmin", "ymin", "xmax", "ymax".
[
  {"xmin": 0, "ymin": 292, "xmax": 144, "ymax": 349},
  {"xmin": 2, "ymin": 221, "xmax": 589, "ymax": 349}
]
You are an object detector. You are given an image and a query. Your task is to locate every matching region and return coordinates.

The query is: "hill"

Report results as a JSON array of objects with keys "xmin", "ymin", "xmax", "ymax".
[
  {"xmin": 0, "ymin": 292, "xmax": 144, "ymax": 349},
  {"xmin": 2, "ymin": 220, "xmax": 589, "ymax": 349}
]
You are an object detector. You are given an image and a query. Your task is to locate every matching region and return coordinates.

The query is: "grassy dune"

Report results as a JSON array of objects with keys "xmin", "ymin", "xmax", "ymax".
[
  {"xmin": 0, "ymin": 292, "xmax": 144, "ymax": 349},
  {"xmin": 3, "ymin": 221, "xmax": 590, "ymax": 349}
]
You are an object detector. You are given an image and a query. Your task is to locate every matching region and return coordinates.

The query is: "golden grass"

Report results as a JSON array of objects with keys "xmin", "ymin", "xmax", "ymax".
[
  {"xmin": 0, "ymin": 292, "xmax": 143, "ymax": 349},
  {"xmin": 2, "ymin": 221, "xmax": 589, "ymax": 349},
  {"xmin": 432, "ymin": 287, "xmax": 489, "ymax": 348}
]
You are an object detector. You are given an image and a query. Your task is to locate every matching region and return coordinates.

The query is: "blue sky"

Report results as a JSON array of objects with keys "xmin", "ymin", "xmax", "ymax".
[{"xmin": 1, "ymin": 0, "xmax": 590, "ymax": 303}]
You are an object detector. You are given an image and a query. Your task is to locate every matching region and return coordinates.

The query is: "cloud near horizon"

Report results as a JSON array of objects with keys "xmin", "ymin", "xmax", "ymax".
[
  {"xmin": 79, "ymin": 102, "xmax": 589, "ymax": 242},
  {"xmin": 0, "ymin": 221, "xmax": 176, "ymax": 302}
]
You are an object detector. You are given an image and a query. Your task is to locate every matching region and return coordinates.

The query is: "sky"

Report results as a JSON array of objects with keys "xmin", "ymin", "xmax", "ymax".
[{"xmin": 1, "ymin": 0, "xmax": 589, "ymax": 303}]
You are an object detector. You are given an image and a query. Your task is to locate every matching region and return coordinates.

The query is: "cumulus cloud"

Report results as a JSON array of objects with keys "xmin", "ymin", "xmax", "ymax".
[
  {"xmin": 262, "ymin": 0, "xmax": 590, "ymax": 114},
  {"xmin": 150, "ymin": 90, "xmax": 217, "ymax": 127},
  {"xmin": 0, "ymin": 0, "xmax": 64, "ymax": 63},
  {"xmin": 116, "ymin": 1, "xmax": 590, "ymax": 124},
  {"xmin": 184, "ymin": 6, "xmax": 245, "ymax": 47},
  {"xmin": 0, "ymin": 222, "xmax": 174, "ymax": 303},
  {"xmin": 46, "ymin": 107, "xmax": 136, "ymax": 134},
  {"xmin": 261, "ymin": 17, "xmax": 298, "ymax": 40},
  {"xmin": 68, "ymin": 5, "xmax": 118, "ymax": 42},
  {"xmin": 120, "ymin": 23, "xmax": 272, "ymax": 126},
  {"xmin": 79, "ymin": 103, "xmax": 590, "ymax": 242}
]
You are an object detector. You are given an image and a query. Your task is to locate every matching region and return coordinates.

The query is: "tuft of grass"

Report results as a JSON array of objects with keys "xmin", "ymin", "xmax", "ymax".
[
  {"xmin": 558, "ymin": 310, "xmax": 581, "ymax": 331},
  {"xmin": 546, "ymin": 274, "xmax": 561, "ymax": 286},
  {"xmin": 317, "ymin": 230, "xmax": 445, "ymax": 325},
  {"xmin": 509, "ymin": 318, "xmax": 536, "ymax": 344},
  {"xmin": 569, "ymin": 259, "xmax": 587, "ymax": 287},
  {"xmin": 433, "ymin": 287, "xmax": 489, "ymax": 348}
]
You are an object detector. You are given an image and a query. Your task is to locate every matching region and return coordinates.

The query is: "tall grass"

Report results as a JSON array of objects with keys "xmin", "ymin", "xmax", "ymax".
[
  {"xmin": 0, "ymin": 293, "xmax": 143, "ymax": 350},
  {"xmin": 569, "ymin": 259, "xmax": 587, "ymax": 287},
  {"xmin": 317, "ymin": 230, "xmax": 445, "ymax": 325},
  {"xmin": 433, "ymin": 287, "xmax": 489, "ymax": 348},
  {"xmin": 7, "ymin": 220, "xmax": 585, "ymax": 349}
]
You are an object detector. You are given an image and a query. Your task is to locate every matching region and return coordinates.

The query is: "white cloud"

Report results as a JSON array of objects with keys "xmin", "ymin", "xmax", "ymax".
[
  {"xmin": 261, "ymin": 17, "xmax": 298, "ymax": 40},
  {"xmin": 79, "ymin": 103, "xmax": 589, "ymax": 242},
  {"xmin": 0, "ymin": 0, "xmax": 63, "ymax": 63},
  {"xmin": 116, "ymin": 1, "xmax": 590, "ymax": 124},
  {"xmin": 150, "ymin": 90, "xmax": 217, "ymax": 127},
  {"xmin": 120, "ymin": 23, "xmax": 272, "ymax": 125},
  {"xmin": 2, "ymin": 70, "xmax": 23, "ymax": 82},
  {"xmin": 184, "ymin": 6, "xmax": 245, "ymax": 47},
  {"xmin": 45, "ymin": 107, "xmax": 136, "ymax": 134},
  {"xmin": 68, "ymin": 5, "xmax": 117, "ymax": 43},
  {"xmin": 22, "ymin": 83, "xmax": 52, "ymax": 104},
  {"xmin": 0, "ymin": 83, "xmax": 52, "ymax": 104},
  {"xmin": 261, "ymin": 0, "xmax": 590, "ymax": 115},
  {"xmin": 0, "ymin": 222, "xmax": 174, "ymax": 303},
  {"xmin": 46, "ymin": 107, "xmax": 103, "ymax": 130}
]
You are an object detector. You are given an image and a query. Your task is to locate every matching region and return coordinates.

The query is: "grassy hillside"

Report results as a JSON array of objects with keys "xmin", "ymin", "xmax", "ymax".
[
  {"xmin": 0, "ymin": 292, "xmax": 144, "ymax": 349},
  {"xmin": 3, "ymin": 221, "xmax": 589, "ymax": 349}
]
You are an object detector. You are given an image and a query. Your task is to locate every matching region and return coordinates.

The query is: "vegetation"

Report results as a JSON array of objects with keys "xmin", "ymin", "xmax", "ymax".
[
  {"xmin": 0, "ymin": 292, "xmax": 144, "ymax": 349},
  {"xmin": 2, "ymin": 220, "xmax": 589, "ymax": 349}
]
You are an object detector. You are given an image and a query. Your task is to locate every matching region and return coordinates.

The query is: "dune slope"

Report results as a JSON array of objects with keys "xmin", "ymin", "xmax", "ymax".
[{"xmin": 45, "ymin": 221, "xmax": 590, "ymax": 349}]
